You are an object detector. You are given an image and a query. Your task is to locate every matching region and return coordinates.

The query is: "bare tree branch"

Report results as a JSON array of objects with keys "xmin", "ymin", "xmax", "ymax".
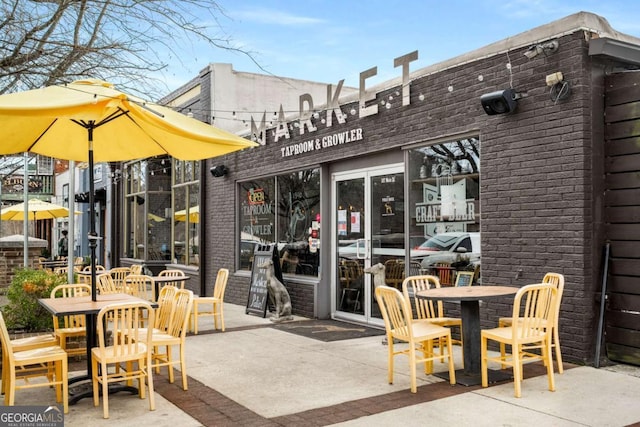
[{"xmin": 0, "ymin": 0, "xmax": 263, "ymax": 99}]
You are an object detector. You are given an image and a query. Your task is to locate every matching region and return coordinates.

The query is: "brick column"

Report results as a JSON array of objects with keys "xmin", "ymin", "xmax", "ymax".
[{"xmin": 0, "ymin": 235, "xmax": 48, "ymax": 292}]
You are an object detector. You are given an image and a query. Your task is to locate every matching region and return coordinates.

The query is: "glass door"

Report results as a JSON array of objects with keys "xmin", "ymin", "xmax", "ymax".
[{"xmin": 333, "ymin": 164, "xmax": 404, "ymax": 325}]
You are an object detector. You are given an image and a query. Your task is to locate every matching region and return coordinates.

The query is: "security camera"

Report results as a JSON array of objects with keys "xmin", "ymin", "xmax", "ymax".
[
  {"xmin": 210, "ymin": 165, "xmax": 228, "ymax": 177},
  {"xmin": 524, "ymin": 45, "xmax": 542, "ymax": 59},
  {"xmin": 524, "ymin": 40, "xmax": 559, "ymax": 59}
]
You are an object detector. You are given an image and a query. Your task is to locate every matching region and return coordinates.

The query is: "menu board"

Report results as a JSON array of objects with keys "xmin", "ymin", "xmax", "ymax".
[{"xmin": 246, "ymin": 244, "xmax": 283, "ymax": 317}]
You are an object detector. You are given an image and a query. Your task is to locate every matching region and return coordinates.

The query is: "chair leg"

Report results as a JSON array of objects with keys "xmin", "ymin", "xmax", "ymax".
[
  {"xmin": 553, "ymin": 327, "xmax": 564, "ymax": 373},
  {"xmin": 101, "ymin": 362, "xmax": 110, "ymax": 419},
  {"xmin": 167, "ymin": 346, "xmax": 175, "ymax": 384},
  {"xmin": 54, "ymin": 359, "xmax": 62, "ymax": 404},
  {"xmin": 513, "ymin": 345, "xmax": 522, "ymax": 398},
  {"xmin": 544, "ymin": 339, "xmax": 556, "ymax": 392},
  {"xmin": 92, "ymin": 357, "xmax": 99, "ymax": 408},
  {"xmin": 61, "ymin": 357, "xmax": 69, "ymax": 414},
  {"xmin": 218, "ymin": 303, "xmax": 225, "ymax": 332},
  {"xmin": 445, "ymin": 332, "xmax": 456, "ymax": 385},
  {"xmin": 180, "ymin": 343, "xmax": 188, "ymax": 390},
  {"xmin": 146, "ymin": 354, "xmax": 155, "ymax": 412},
  {"xmin": 387, "ymin": 334, "xmax": 394, "ymax": 385},
  {"xmin": 480, "ymin": 335, "xmax": 488, "ymax": 388},
  {"xmin": 192, "ymin": 304, "xmax": 199, "ymax": 334},
  {"xmin": 500, "ymin": 342, "xmax": 507, "ymax": 369},
  {"xmin": 408, "ymin": 343, "xmax": 418, "ymax": 393},
  {"xmin": 6, "ymin": 369, "xmax": 15, "ymax": 406}
]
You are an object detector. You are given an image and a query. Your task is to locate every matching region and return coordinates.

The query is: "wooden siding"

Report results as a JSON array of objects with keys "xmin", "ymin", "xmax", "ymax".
[{"xmin": 604, "ymin": 71, "xmax": 640, "ymax": 365}]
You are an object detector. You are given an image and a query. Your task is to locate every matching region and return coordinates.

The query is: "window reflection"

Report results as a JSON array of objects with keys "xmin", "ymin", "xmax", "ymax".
[
  {"xmin": 238, "ymin": 168, "xmax": 320, "ymax": 276},
  {"xmin": 123, "ymin": 156, "xmax": 172, "ymax": 261},
  {"xmin": 172, "ymin": 159, "xmax": 199, "ymax": 266}
]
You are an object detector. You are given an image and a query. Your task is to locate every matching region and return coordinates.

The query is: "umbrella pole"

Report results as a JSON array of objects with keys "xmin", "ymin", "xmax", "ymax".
[
  {"xmin": 23, "ymin": 153, "xmax": 29, "ymax": 267},
  {"xmin": 88, "ymin": 128, "xmax": 98, "ymax": 301}
]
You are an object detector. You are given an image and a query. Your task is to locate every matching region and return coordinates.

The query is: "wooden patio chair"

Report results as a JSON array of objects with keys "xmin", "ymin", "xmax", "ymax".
[
  {"xmin": 402, "ymin": 275, "xmax": 463, "ymax": 364},
  {"xmin": 1, "ymin": 331, "xmax": 58, "ymax": 396},
  {"xmin": 190, "ymin": 268, "xmax": 229, "ymax": 334},
  {"xmin": 154, "ymin": 285, "xmax": 178, "ymax": 332},
  {"xmin": 375, "ymin": 285, "xmax": 456, "ymax": 393},
  {"xmin": 96, "ymin": 272, "xmax": 120, "ymax": 294},
  {"xmin": 498, "ymin": 272, "xmax": 565, "ymax": 373},
  {"xmin": 481, "ymin": 282, "xmax": 557, "ymax": 397},
  {"xmin": 110, "ymin": 266, "xmax": 132, "ymax": 290},
  {"xmin": 157, "ymin": 269, "xmax": 187, "ymax": 289},
  {"xmin": 132, "ymin": 289, "xmax": 194, "ymax": 390},
  {"xmin": 50, "ymin": 283, "xmax": 91, "ymax": 358},
  {"xmin": 0, "ymin": 312, "xmax": 69, "ymax": 413},
  {"xmin": 92, "ymin": 301, "xmax": 155, "ymax": 418},
  {"xmin": 129, "ymin": 264, "xmax": 144, "ymax": 275}
]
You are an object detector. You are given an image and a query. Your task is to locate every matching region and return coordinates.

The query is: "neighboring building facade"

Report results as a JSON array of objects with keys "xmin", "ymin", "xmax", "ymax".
[
  {"xmin": 0, "ymin": 154, "xmax": 57, "ymax": 253},
  {"xmin": 185, "ymin": 12, "xmax": 637, "ymax": 366}
]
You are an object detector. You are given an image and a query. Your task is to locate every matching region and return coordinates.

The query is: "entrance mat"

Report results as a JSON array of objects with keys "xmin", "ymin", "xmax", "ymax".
[{"xmin": 271, "ymin": 319, "xmax": 385, "ymax": 342}]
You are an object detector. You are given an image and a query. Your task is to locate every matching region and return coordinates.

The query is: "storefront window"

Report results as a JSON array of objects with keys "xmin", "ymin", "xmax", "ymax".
[
  {"xmin": 123, "ymin": 157, "xmax": 172, "ymax": 260},
  {"xmin": 408, "ymin": 137, "xmax": 480, "ymax": 277},
  {"xmin": 172, "ymin": 159, "xmax": 200, "ymax": 266},
  {"xmin": 238, "ymin": 168, "xmax": 320, "ymax": 276}
]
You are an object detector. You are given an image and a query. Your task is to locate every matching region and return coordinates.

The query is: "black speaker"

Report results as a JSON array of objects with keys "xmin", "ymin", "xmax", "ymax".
[
  {"xmin": 480, "ymin": 89, "xmax": 518, "ymax": 115},
  {"xmin": 210, "ymin": 165, "xmax": 228, "ymax": 177}
]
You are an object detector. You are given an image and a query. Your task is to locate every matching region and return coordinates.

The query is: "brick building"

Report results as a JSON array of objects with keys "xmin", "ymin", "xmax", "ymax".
[{"xmin": 151, "ymin": 12, "xmax": 640, "ymax": 365}]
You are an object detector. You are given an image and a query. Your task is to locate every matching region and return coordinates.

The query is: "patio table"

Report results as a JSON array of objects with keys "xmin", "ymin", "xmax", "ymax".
[
  {"xmin": 38, "ymin": 293, "xmax": 157, "ymax": 404},
  {"xmin": 152, "ymin": 275, "xmax": 188, "ymax": 301},
  {"xmin": 416, "ymin": 285, "xmax": 518, "ymax": 386}
]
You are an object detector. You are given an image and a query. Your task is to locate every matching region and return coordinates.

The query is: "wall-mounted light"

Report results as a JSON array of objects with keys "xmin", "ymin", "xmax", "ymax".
[
  {"xmin": 210, "ymin": 165, "xmax": 228, "ymax": 178},
  {"xmin": 480, "ymin": 89, "xmax": 520, "ymax": 115},
  {"xmin": 524, "ymin": 40, "xmax": 559, "ymax": 59}
]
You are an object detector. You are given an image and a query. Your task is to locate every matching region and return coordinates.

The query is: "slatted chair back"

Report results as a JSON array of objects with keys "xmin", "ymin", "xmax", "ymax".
[
  {"xmin": 129, "ymin": 264, "xmax": 144, "ymax": 275},
  {"xmin": 96, "ymin": 273, "xmax": 120, "ymax": 294},
  {"xmin": 124, "ymin": 274, "xmax": 155, "ymax": 301},
  {"xmin": 213, "ymin": 268, "xmax": 229, "ymax": 300},
  {"xmin": 50, "ymin": 284, "xmax": 91, "ymax": 330},
  {"xmin": 166, "ymin": 289, "xmax": 194, "ymax": 338},
  {"xmin": 50, "ymin": 284, "xmax": 91, "ymax": 357},
  {"xmin": 158, "ymin": 269, "xmax": 187, "ymax": 289},
  {"xmin": 155, "ymin": 285, "xmax": 177, "ymax": 331},
  {"xmin": 402, "ymin": 275, "xmax": 440, "ymax": 320},
  {"xmin": 110, "ymin": 267, "xmax": 132, "ymax": 290}
]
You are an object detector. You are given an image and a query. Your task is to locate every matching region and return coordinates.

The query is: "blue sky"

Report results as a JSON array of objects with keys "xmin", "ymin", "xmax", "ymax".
[{"xmin": 159, "ymin": 0, "xmax": 640, "ymax": 93}]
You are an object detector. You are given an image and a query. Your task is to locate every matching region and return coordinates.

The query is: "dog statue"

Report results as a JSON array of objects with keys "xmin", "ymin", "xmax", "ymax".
[
  {"xmin": 258, "ymin": 259, "xmax": 293, "ymax": 322},
  {"xmin": 364, "ymin": 262, "xmax": 394, "ymax": 345},
  {"xmin": 364, "ymin": 262, "xmax": 386, "ymax": 289}
]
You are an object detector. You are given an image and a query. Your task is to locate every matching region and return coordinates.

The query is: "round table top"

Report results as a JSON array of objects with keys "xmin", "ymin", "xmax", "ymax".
[{"xmin": 416, "ymin": 285, "xmax": 518, "ymax": 301}]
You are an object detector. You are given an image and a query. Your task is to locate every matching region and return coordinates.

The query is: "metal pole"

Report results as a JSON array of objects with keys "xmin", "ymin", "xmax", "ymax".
[
  {"xmin": 595, "ymin": 243, "xmax": 611, "ymax": 368},
  {"xmin": 23, "ymin": 153, "xmax": 28, "ymax": 267},
  {"xmin": 88, "ymin": 127, "xmax": 98, "ymax": 301},
  {"xmin": 67, "ymin": 161, "xmax": 76, "ymax": 284}
]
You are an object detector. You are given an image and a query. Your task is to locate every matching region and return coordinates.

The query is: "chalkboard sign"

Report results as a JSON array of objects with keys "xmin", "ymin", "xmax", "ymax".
[
  {"xmin": 454, "ymin": 271, "xmax": 475, "ymax": 287},
  {"xmin": 246, "ymin": 244, "xmax": 283, "ymax": 317}
]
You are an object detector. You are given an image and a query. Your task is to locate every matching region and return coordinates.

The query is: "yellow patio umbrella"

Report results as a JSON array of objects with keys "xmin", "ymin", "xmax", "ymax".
[
  {"xmin": 174, "ymin": 205, "xmax": 199, "ymax": 223},
  {"xmin": 0, "ymin": 199, "xmax": 80, "ymax": 221},
  {"xmin": 0, "ymin": 79, "xmax": 257, "ymax": 301},
  {"xmin": 147, "ymin": 213, "xmax": 166, "ymax": 222}
]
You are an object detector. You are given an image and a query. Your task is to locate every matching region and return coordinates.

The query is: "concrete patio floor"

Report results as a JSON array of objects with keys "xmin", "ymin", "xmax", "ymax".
[{"xmin": 3, "ymin": 302, "xmax": 640, "ymax": 426}]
